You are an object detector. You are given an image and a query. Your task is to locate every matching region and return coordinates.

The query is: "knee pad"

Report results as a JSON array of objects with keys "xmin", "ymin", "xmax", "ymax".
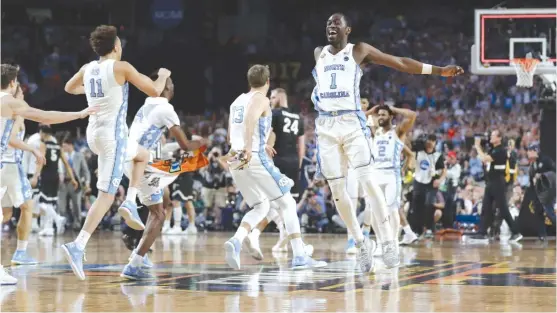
[{"xmin": 241, "ymin": 200, "xmax": 270, "ymax": 229}]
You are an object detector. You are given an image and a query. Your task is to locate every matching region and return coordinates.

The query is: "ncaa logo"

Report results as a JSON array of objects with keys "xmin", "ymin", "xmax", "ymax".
[
  {"xmin": 170, "ymin": 161, "xmax": 180, "ymax": 173},
  {"xmin": 278, "ymin": 176, "xmax": 292, "ymax": 188},
  {"xmin": 112, "ymin": 178, "xmax": 122, "ymax": 187},
  {"xmin": 420, "ymin": 160, "xmax": 430, "ymax": 171}
]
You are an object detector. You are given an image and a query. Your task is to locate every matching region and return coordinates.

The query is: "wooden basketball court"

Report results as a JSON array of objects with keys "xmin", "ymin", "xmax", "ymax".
[{"xmin": 1, "ymin": 232, "xmax": 555, "ymax": 312}]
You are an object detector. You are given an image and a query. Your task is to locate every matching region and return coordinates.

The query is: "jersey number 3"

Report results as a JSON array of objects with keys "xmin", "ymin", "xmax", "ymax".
[
  {"xmin": 89, "ymin": 78, "xmax": 105, "ymax": 98},
  {"xmin": 232, "ymin": 106, "xmax": 244, "ymax": 123},
  {"xmin": 282, "ymin": 117, "xmax": 299, "ymax": 134}
]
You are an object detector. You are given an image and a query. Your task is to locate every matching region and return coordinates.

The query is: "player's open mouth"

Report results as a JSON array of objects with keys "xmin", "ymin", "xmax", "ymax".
[{"xmin": 328, "ymin": 29, "xmax": 338, "ymax": 36}]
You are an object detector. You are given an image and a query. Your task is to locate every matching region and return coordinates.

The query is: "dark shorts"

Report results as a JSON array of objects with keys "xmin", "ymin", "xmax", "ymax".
[
  {"xmin": 274, "ymin": 157, "xmax": 300, "ymax": 198},
  {"xmin": 39, "ymin": 177, "xmax": 59, "ymax": 205},
  {"xmin": 170, "ymin": 173, "xmax": 194, "ymax": 202}
]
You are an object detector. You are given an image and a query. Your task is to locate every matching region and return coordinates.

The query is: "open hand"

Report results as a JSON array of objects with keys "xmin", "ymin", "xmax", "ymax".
[
  {"xmin": 441, "ymin": 65, "xmax": 464, "ymax": 77},
  {"xmin": 32, "ymin": 148, "xmax": 45, "ymax": 166},
  {"xmin": 265, "ymin": 145, "xmax": 276, "ymax": 158},
  {"xmin": 80, "ymin": 105, "xmax": 100, "ymax": 118}
]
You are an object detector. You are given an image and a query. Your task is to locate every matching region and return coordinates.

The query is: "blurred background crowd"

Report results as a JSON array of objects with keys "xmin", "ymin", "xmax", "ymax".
[{"xmin": 2, "ymin": 0, "xmax": 555, "ymax": 239}]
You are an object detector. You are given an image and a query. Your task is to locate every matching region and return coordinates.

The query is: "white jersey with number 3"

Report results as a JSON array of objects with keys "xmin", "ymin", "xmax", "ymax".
[
  {"xmin": 312, "ymin": 43, "xmax": 362, "ymax": 112},
  {"xmin": 83, "ymin": 59, "xmax": 126, "ymax": 127},
  {"xmin": 372, "ymin": 127, "xmax": 404, "ymax": 170},
  {"xmin": 229, "ymin": 91, "xmax": 271, "ymax": 153}
]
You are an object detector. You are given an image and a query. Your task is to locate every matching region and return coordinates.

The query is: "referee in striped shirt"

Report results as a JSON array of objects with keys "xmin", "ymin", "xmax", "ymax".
[{"xmin": 470, "ymin": 130, "xmax": 522, "ymax": 243}]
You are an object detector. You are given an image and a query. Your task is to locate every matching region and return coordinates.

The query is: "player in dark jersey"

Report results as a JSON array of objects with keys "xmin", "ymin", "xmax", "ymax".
[
  {"xmin": 37, "ymin": 125, "xmax": 73, "ymax": 236},
  {"xmin": 268, "ymin": 88, "xmax": 305, "ymax": 199}
]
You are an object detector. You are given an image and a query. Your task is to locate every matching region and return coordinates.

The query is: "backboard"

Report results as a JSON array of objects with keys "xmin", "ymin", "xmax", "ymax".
[{"xmin": 471, "ymin": 8, "xmax": 556, "ymax": 76}]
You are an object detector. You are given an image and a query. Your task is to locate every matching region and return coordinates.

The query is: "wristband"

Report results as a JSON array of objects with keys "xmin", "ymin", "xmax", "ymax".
[{"xmin": 421, "ymin": 64, "xmax": 432, "ymax": 75}]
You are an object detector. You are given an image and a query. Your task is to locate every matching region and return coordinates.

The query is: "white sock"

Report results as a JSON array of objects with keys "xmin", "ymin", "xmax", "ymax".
[
  {"xmin": 130, "ymin": 253, "xmax": 143, "ymax": 267},
  {"xmin": 403, "ymin": 225, "xmax": 413, "ymax": 235},
  {"xmin": 251, "ymin": 228, "xmax": 261, "ymax": 238},
  {"xmin": 74, "ymin": 230, "xmax": 91, "ymax": 250},
  {"xmin": 290, "ymin": 238, "xmax": 305, "ymax": 258},
  {"xmin": 172, "ymin": 207, "xmax": 182, "ymax": 227},
  {"xmin": 232, "ymin": 227, "xmax": 249, "ymax": 243},
  {"xmin": 163, "ymin": 220, "xmax": 170, "ymax": 229},
  {"xmin": 126, "ymin": 187, "xmax": 138, "ymax": 202},
  {"xmin": 17, "ymin": 240, "xmax": 28, "ymax": 251}
]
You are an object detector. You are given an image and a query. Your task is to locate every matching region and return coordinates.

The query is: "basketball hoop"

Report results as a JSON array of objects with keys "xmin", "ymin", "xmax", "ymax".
[{"xmin": 511, "ymin": 58, "xmax": 540, "ymax": 87}]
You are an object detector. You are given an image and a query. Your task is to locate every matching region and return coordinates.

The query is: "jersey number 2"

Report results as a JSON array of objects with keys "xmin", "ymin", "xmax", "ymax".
[
  {"xmin": 282, "ymin": 117, "xmax": 299, "ymax": 134},
  {"xmin": 89, "ymin": 78, "xmax": 104, "ymax": 98},
  {"xmin": 378, "ymin": 145, "xmax": 386, "ymax": 157},
  {"xmin": 330, "ymin": 73, "xmax": 337, "ymax": 89}
]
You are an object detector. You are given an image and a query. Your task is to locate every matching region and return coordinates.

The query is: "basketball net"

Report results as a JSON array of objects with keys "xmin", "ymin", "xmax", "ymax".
[{"xmin": 511, "ymin": 57, "xmax": 539, "ymax": 88}]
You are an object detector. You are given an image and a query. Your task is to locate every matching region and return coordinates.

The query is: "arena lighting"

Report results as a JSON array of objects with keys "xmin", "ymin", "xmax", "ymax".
[{"xmin": 480, "ymin": 14, "xmax": 557, "ymax": 64}]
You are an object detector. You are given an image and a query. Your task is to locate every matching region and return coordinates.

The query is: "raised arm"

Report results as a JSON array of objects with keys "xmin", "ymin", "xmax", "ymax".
[
  {"xmin": 8, "ymin": 97, "xmax": 96, "ymax": 125},
  {"xmin": 391, "ymin": 107, "xmax": 417, "ymax": 138},
  {"xmin": 116, "ymin": 61, "xmax": 170, "ymax": 97},
  {"xmin": 64, "ymin": 65, "xmax": 86, "ymax": 95},
  {"xmin": 355, "ymin": 42, "xmax": 464, "ymax": 76},
  {"xmin": 243, "ymin": 94, "xmax": 269, "ymax": 151}
]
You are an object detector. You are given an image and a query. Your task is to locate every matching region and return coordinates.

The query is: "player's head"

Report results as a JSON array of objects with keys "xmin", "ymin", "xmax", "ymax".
[
  {"xmin": 527, "ymin": 143, "xmax": 539, "ymax": 160},
  {"xmin": 247, "ymin": 64, "xmax": 270, "ymax": 93},
  {"xmin": 425, "ymin": 134, "xmax": 437, "ymax": 152},
  {"xmin": 62, "ymin": 135, "xmax": 74, "ymax": 153},
  {"xmin": 270, "ymin": 88, "xmax": 287, "ymax": 109},
  {"xmin": 376, "ymin": 105, "xmax": 393, "ymax": 128},
  {"xmin": 490, "ymin": 129, "xmax": 502, "ymax": 145},
  {"xmin": 360, "ymin": 98, "xmax": 370, "ymax": 111},
  {"xmin": 90, "ymin": 25, "xmax": 122, "ymax": 60},
  {"xmin": 38, "ymin": 124, "xmax": 53, "ymax": 141},
  {"xmin": 1, "ymin": 63, "xmax": 19, "ymax": 94},
  {"xmin": 150, "ymin": 71, "xmax": 174, "ymax": 101},
  {"xmin": 326, "ymin": 13, "xmax": 351, "ymax": 45}
]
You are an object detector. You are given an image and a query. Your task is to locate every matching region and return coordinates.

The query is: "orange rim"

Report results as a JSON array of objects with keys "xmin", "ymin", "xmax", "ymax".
[{"xmin": 512, "ymin": 58, "xmax": 540, "ymax": 72}]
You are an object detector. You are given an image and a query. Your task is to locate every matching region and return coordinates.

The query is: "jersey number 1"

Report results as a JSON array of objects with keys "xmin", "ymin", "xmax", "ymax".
[
  {"xmin": 89, "ymin": 78, "xmax": 105, "ymax": 98},
  {"xmin": 330, "ymin": 73, "xmax": 337, "ymax": 89}
]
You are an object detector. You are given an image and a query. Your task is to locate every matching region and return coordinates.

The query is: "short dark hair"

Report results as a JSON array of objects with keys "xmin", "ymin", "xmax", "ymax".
[
  {"xmin": 427, "ymin": 134, "xmax": 437, "ymax": 142},
  {"xmin": 247, "ymin": 65, "xmax": 270, "ymax": 88},
  {"xmin": 38, "ymin": 124, "xmax": 53, "ymax": 135},
  {"xmin": 376, "ymin": 105, "xmax": 393, "ymax": 116},
  {"xmin": 333, "ymin": 12, "xmax": 352, "ymax": 27},
  {"xmin": 89, "ymin": 25, "xmax": 118, "ymax": 57},
  {"xmin": 1, "ymin": 64, "xmax": 19, "ymax": 89}
]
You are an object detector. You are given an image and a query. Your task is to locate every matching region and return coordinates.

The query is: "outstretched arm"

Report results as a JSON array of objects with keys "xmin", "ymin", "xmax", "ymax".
[
  {"xmin": 65, "ymin": 65, "xmax": 86, "ymax": 95},
  {"xmin": 8, "ymin": 98, "xmax": 96, "ymax": 124},
  {"xmin": 356, "ymin": 42, "xmax": 464, "ymax": 76},
  {"xmin": 391, "ymin": 107, "xmax": 417, "ymax": 138},
  {"xmin": 168, "ymin": 125, "xmax": 207, "ymax": 152}
]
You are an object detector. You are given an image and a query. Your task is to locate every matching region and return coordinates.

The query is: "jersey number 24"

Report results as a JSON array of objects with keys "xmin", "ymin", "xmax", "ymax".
[{"xmin": 282, "ymin": 117, "xmax": 298, "ymax": 134}]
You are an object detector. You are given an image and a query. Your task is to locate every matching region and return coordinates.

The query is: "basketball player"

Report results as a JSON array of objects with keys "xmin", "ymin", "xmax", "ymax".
[
  {"xmin": 223, "ymin": 65, "xmax": 326, "ymax": 270},
  {"xmin": 61, "ymin": 25, "xmax": 171, "ymax": 280},
  {"xmin": 37, "ymin": 125, "xmax": 74, "ymax": 236},
  {"xmin": 363, "ymin": 105, "xmax": 417, "ymax": 254},
  {"xmin": 312, "ymin": 13, "xmax": 463, "ymax": 271},
  {"xmin": 244, "ymin": 88, "xmax": 307, "ymax": 257},
  {"xmin": 120, "ymin": 74, "xmax": 207, "ymax": 280},
  {"xmin": 0, "ymin": 63, "xmax": 97, "ymax": 285},
  {"xmin": 1, "ymin": 87, "xmax": 44, "ymax": 265}
]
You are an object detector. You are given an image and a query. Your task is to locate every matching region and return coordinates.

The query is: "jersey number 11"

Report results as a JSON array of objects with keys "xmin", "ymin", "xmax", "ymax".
[{"xmin": 89, "ymin": 78, "xmax": 105, "ymax": 98}]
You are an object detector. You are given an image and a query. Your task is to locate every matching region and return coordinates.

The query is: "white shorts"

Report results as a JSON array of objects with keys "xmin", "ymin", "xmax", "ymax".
[
  {"xmin": 1, "ymin": 163, "xmax": 32, "ymax": 208},
  {"xmin": 345, "ymin": 168, "xmax": 364, "ymax": 199},
  {"xmin": 371, "ymin": 168, "xmax": 402, "ymax": 212},
  {"xmin": 229, "ymin": 153, "xmax": 292, "ymax": 207},
  {"xmin": 315, "ymin": 111, "xmax": 373, "ymax": 180},
  {"xmin": 87, "ymin": 122, "xmax": 128, "ymax": 195},
  {"xmin": 124, "ymin": 162, "xmax": 178, "ymax": 206}
]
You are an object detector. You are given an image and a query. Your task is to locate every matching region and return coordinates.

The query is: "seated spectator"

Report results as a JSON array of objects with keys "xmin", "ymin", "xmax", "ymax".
[{"xmin": 297, "ymin": 186, "xmax": 328, "ymax": 233}]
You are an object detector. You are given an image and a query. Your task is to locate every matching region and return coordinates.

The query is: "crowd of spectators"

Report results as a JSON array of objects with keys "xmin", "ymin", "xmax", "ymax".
[{"xmin": 2, "ymin": 3, "xmax": 554, "ymax": 237}]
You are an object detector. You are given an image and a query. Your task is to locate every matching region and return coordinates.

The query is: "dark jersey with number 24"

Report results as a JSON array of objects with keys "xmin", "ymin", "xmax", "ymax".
[{"xmin": 271, "ymin": 108, "xmax": 305, "ymax": 158}]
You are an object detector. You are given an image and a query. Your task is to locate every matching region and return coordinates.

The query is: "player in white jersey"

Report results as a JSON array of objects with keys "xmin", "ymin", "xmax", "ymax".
[
  {"xmin": 0, "ymin": 64, "xmax": 96, "ymax": 285},
  {"xmin": 22, "ymin": 131, "xmax": 43, "ymax": 231},
  {"xmin": 223, "ymin": 65, "xmax": 326, "ymax": 270},
  {"xmin": 120, "ymin": 75, "xmax": 208, "ymax": 280},
  {"xmin": 61, "ymin": 25, "xmax": 171, "ymax": 280},
  {"xmin": 312, "ymin": 13, "xmax": 463, "ymax": 271},
  {"xmin": 363, "ymin": 105, "xmax": 417, "ymax": 255}
]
